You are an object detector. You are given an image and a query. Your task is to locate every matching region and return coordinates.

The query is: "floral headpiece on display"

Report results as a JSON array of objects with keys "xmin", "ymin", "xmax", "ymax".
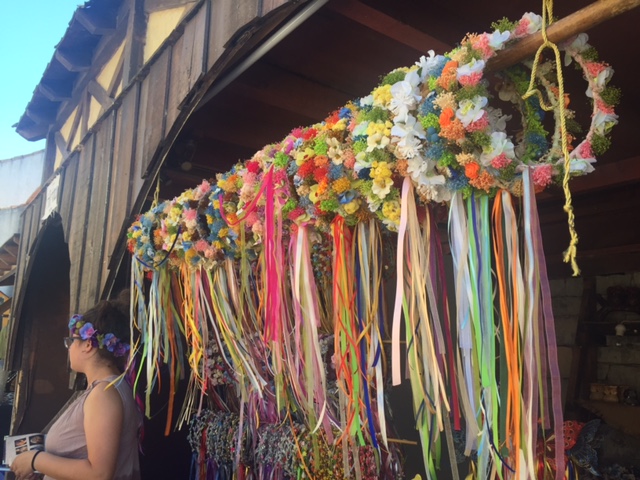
[
  {"xmin": 68, "ymin": 314, "xmax": 131, "ymax": 357},
  {"xmin": 127, "ymin": 14, "xmax": 619, "ymax": 269}
]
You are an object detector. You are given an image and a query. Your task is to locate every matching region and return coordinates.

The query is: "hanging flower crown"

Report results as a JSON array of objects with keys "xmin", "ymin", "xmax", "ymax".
[
  {"xmin": 68, "ymin": 314, "xmax": 131, "ymax": 357},
  {"xmin": 127, "ymin": 12, "xmax": 619, "ymax": 270}
]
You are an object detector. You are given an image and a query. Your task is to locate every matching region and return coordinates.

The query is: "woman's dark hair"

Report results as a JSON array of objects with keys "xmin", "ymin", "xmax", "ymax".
[{"xmin": 81, "ymin": 289, "xmax": 130, "ymax": 367}]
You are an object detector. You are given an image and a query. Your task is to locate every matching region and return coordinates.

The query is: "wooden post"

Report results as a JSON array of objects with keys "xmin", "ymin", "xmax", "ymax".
[{"xmin": 487, "ymin": 0, "xmax": 640, "ymax": 72}]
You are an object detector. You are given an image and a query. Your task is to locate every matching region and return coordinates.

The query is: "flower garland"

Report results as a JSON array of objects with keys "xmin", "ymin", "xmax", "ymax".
[
  {"xmin": 128, "ymin": 14, "xmax": 617, "ymax": 261},
  {"xmin": 68, "ymin": 314, "xmax": 130, "ymax": 357}
]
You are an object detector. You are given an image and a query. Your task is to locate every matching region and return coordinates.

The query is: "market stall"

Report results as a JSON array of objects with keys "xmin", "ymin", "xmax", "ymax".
[{"xmin": 127, "ymin": 8, "xmax": 620, "ymax": 480}]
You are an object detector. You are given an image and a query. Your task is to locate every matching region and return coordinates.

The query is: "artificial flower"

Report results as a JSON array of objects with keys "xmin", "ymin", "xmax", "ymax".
[
  {"xmin": 479, "ymin": 132, "xmax": 515, "ymax": 165},
  {"xmin": 455, "ymin": 96, "xmax": 488, "ymax": 127},
  {"xmin": 389, "ymin": 70, "xmax": 422, "ymax": 123}
]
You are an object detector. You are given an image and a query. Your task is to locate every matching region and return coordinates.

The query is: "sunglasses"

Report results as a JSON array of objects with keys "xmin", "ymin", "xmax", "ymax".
[{"xmin": 63, "ymin": 337, "xmax": 82, "ymax": 349}]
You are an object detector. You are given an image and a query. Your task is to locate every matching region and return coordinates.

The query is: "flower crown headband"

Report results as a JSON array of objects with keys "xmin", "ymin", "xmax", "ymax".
[{"xmin": 69, "ymin": 314, "xmax": 131, "ymax": 358}]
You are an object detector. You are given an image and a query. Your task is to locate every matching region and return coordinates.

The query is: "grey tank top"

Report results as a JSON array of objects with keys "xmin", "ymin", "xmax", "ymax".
[{"xmin": 44, "ymin": 375, "xmax": 142, "ymax": 480}]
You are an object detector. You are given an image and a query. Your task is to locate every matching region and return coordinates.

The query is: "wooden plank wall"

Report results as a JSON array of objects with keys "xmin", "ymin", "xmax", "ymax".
[
  {"xmin": 12, "ymin": 0, "xmax": 299, "ymax": 338},
  {"xmin": 101, "ymin": 86, "xmax": 139, "ymax": 289}
]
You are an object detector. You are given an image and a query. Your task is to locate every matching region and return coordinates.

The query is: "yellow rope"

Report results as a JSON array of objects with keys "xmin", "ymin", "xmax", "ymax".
[
  {"xmin": 521, "ymin": 0, "xmax": 581, "ymax": 276},
  {"xmin": 151, "ymin": 175, "xmax": 161, "ymax": 209}
]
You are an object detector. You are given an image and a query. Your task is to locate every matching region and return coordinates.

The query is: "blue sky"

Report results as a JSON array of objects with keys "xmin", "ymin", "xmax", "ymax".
[{"xmin": 0, "ymin": 1, "xmax": 82, "ymax": 160}]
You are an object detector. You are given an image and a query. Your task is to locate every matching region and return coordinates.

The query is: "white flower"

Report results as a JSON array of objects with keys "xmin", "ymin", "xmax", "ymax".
[
  {"xmin": 371, "ymin": 177, "xmax": 393, "ymax": 199},
  {"xmin": 419, "ymin": 185, "xmax": 452, "ymax": 203},
  {"xmin": 520, "ymin": 12, "xmax": 542, "ymax": 35},
  {"xmin": 390, "ymin": 71, "xmax": 422, "ymax": 123},
  {"xmin": 395, "ymin": 133, "xmax": 423, "ymax": 159},
  {"xmin": 586, "ymin": 67, "xmax": 614, "ymax": 97},
  {"xmin": 563, "ymin": 33, "xmax": 589, "ymax": 66},
  {"xmin": 366, "ymin": 132, "xmax": 390, "ymax": 152},
  {"xmin": 456, "ymin": 59, "xmax": 485, "ymax": 80},
  {"xmin": 406, "ymin": 155, "xmax": 437, "ymax": 184},
  {"xmin": 567, "ymin": 158, "xmax": 595, "ymax": 174},
  {"xmin": 359, "ymin": 95, "xmax": 374, "ymax": 107},
  {"xmin": 391, "ymin": 114, "xmax": 425, "ymax": 138},
  {"xmin": 479, "ymin": 132, "xmax": 515, "ymax": 165},
  {"xmin": 382, "ymin": 218, "xmax": 399, "ymax": 232},
  {"xmin": 366, "ymin": 195, "xmax": 383, "ymax": 212},
  {"xmin": 498, "ymin": 83, "xmax": 520, "ymax": 103},
  {"xmin": 485, "ymin": 107, "xmax": 511, "ymax": 132},
  {"xmin": 352, "ymin": 121, "xmax": 369, "ymax": 137},
  {"xmin": 353, "ymin": 151, "xmax": 369, "ymax": 174},
  {"xmin": 327, "ymin": 137, "xmax": 344, "ymax": 165},
  {"xmin": 415, "ymin": 50, "xmax": 447, "ymax": 80},
  {"xmin": 593, "ymin": 110, "xmax": 618, "ymax": 135},
  {"xmin": 489, "ymin": 30, "xmax": 511, "ymax": 50},
  {"xmin": 455, "ymin": 96, "xmax": 488, "ymax": 127}
]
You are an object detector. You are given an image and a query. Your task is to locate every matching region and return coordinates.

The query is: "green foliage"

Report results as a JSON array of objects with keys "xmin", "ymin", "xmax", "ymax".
[
  {"xmin": 353, "ymin": 139, "xmax": 367, "ymax": 154},
  {"xmin": 362, "ymin": 107, "xmax": 390, "ymax": 123},
  {"xmin": 274, "ymin": 152, "xmax": 290, "ymax": 168},
  {"xmin": 419, "ymin": 113, "xmax": 440, "ymax": 131},
  {"xmin": 565, "ymin": 118, "xmax": 583, "ymax": 135},
  {"xmin": 314, "ymin": 137, "xmax": 329, "ymax": 156},
  {"xmin": 600, "ymin": 86, "xmax": 622, "ymax": 106},
  {"xmin": 282, "ymin": 198, "xmax": 297, "ymax": 215},
  {"xmin": 591, "ymin": 133, "xmax": 611, "ymax": 156},
  {"xmin": 491, "ymin": 17, "xmax": 517, "ymax": 33},
  {"xmin": 469, "ymin": 131, "xmax": 491, "ymax": 148},
  {"xmin": 380, "ymin": 70, "xmax": 406, "ymax": 86},
  {"xmin": 456, "ymin": 84, "xmax": 488, "ymax": 101}
]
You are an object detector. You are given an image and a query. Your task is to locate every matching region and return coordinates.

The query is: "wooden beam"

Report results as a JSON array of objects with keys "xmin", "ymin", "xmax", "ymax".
[
  {"xmin": 25, "ymin": 106, "xmax": 57, "ymax": 125},
  {"xmin": 327, "ymin": 0, "xmax": 451, "ymax": 54},
  {"xmin": 232, "ymin": 62, "xmax": 352, "ymax": 120},
  {"xmin": 88, "ymin": 79, "xmax": 115, "ymax": 110},
  {"xmin": 55, "ymin": 48, "xmax": 93, "ymax": 73},
  {"xmin": 75, "ymin": 8, "xmax": 117, "ymax": 36},
  {"xmin": 38, "ymin": 80, "xmax": 73, "ymax": 102},
  {"xmin": 55, "ymin": 131, "xmax": 70, "ymax": 158},
  {"xmin": 488, "ymin": 0, "xmax": 640, "ymax": 72}
]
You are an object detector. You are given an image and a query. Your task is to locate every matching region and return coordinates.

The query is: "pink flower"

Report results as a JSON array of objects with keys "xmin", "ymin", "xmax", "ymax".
[
  {"xmin": 577, "ymin": 141, "xmax": 594, "ymax": 159},
  {"xmin": 251, "ymin": 221, "xmax": 264, "ymax": 237},
  {"xmin": 184, "ymin": 209, "xmax": 197, "ymax": 222},
  {"xmin": 245, "ymin": 211, "xmax": 259, "ymax": 227},
  {"xmin": 343, "ymin": 151, "xmax": 356, "ymax": 169},
  {"xmin": 195, "ymin": 239, "xmax": 209, "ymax": 252},
  {"xmin": 596, "ymin": 99, "xmax": 615, "ymax": 114},
  {"xmin": 273, "ymin": 169, "xmax": 287, "ymax": 185},
  {"xmin": 197, "ymin": 180, "xmax": 210, "ymax": 196},
  {"xmin": 459, "ymin": 72, "xmax": 483, "ymax": 87},
  {"xmin": 532, "ymin": 164, "xmax": 554, "ymax": 188},
  {"xmin": 585, "ymin": 62, "xmax": 607, "ymax": 78},
  {"xmin": 490, "ymin": 153, "xmax": 512, "ymax": 169},
  {"xmin": 515, "ymin": 20, "xmax": 530, "ymax": 37},
  {"xmin": 471, "ymin": 34, "xmax": 493, "ymax": 59},
  {"xmin": 466, "ymin": 114, "xmax": 489, "ymax": 132}
]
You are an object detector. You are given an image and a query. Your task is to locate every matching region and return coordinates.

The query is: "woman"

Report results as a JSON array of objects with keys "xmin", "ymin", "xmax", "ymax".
[{"xmin": 11, "ymin": 293, "xmax": 142, "ymax": 480}]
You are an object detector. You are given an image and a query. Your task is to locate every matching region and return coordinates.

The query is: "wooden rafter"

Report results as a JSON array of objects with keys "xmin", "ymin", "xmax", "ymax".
[
  {"xmin": 488, "ymin": 0, "xmax": 640, "ymax": 72},
  {"xmin": 328, "ymin": 0, "xmax": 451, "ymax": 54}
]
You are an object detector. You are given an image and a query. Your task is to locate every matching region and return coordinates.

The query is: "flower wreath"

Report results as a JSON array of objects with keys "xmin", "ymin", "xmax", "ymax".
[
  {"xmin": 69, "ymin": 314, "xmax": 130, "ymax": 357},
  {"xmin": 128, "ymin": 12, "xmax": 619, "ymax": 266}
]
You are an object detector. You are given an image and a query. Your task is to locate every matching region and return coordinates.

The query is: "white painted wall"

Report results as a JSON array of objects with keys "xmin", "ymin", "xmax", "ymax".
[
  {"xmin": 0, "ymin": 150, "xmax": 45, "ymax": 208},
  {"xmin": 0, "ymin": 150, "xmax": 45, "ymax": 277}
]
